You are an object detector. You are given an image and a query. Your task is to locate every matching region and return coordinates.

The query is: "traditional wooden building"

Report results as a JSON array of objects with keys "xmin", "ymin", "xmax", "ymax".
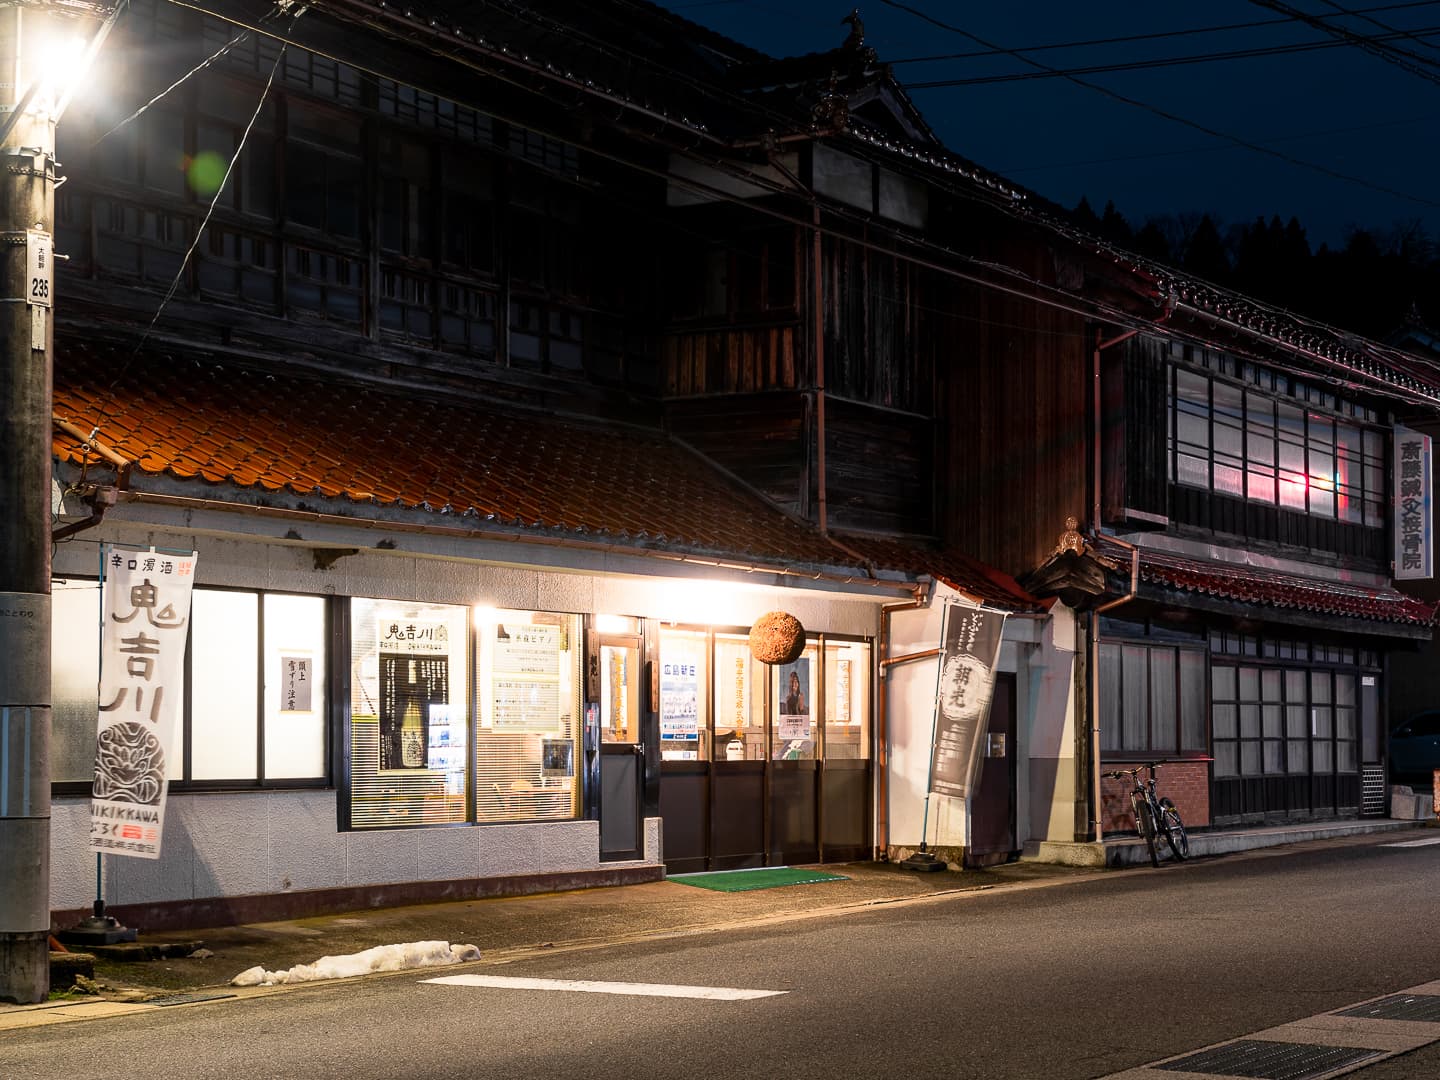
[{"xmin": 34, "ymin": 0, "xmax": 1440, "ymax": 931}]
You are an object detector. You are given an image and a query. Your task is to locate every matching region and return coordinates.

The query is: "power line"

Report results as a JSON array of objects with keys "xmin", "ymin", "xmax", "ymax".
[
  {"xmin": 888, "ymin": 0, "xmax": 1440, "ymax": 65},
  {"xmin": 1247, "ymin": 0, "xmax": 1440, "ymax": 82},
  {"xmin": 1318, "ymin": 0, "xmax": 1440, "ymax": 53},
  {"xmin": 906, "ymin": 26, "xmax": 1440, "ymax": 87},
  {"xmin": 880, "ymin": 0, "xmax": 1440, "ymax": 211}
]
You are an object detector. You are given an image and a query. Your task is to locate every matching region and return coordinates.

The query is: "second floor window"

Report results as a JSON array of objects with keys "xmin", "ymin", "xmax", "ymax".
[{"xmin": 1169, "ymin": 367, "xmax": 1386, "ymax": 527}]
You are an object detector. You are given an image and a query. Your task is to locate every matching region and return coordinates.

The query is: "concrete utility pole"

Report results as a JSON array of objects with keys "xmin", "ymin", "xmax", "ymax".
[
  {"xmin": 0, "ymin": 0, "xmax": 60, "ymax": 1005},
  {"xmin": 0, "ymin": 0, "xmax": 110, "ymax": 1005}
]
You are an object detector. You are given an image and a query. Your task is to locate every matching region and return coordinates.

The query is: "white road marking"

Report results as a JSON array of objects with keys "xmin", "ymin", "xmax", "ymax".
[
  {"xmin": 1382, "ymin": 837, "xmax": 1440, "ymax": 847},
  {"xmin": 422, "ymin": 974, "xmax": 787, "ymax": 1000}
]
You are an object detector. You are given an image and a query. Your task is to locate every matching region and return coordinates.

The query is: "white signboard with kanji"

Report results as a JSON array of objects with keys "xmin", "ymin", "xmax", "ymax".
[{"xmin": 89, "ymin": 548, "xmax": 198, "ymax": 859}]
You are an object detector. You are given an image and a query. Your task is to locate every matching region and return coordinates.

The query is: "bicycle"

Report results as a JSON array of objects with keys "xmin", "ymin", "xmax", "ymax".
[{"xmin": 1103, "ymin": 761, "xmax": 1190, "ymax": 867}]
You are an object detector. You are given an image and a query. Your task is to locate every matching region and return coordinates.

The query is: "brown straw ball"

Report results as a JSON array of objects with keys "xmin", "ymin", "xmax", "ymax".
[{"xmin": 748, "ymin": 611, "xmax": 805, "ymax": 665}]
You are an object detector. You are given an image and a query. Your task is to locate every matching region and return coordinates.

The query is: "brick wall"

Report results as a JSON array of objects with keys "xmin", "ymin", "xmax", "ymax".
[{"xmin": 1100, "ymin": 760, "xmax": 1211, "ymax": 834}]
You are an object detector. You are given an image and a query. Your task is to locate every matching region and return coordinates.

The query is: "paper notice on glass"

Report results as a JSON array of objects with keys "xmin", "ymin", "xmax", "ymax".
[
  {"xmin": 492, "ymin": 622, "xmax": 562, "ymax": 732},
  {"xmin": 660, "ymin": 651, "xmax": 700, "ymax": 741},
  {"xmin": 281, "ymin": 655, "xmax": 312, "ymax": 713}
]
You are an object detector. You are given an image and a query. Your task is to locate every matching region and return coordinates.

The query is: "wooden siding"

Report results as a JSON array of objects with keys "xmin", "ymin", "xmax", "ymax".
[
  {"xmin": 820, "ymin": 397, "xmax": 933, "ymax": 534},
  {"xmin": 662, "ymin": 325, "xmax": 799, "ymax": 396},
  {"xmin": 1110, "ymin": 337, "xmax": 1169, "ymax": 520},
  {"xmin": 664, "ymin": 393, "xmax": 810, "ymax": 517},
  {"xmin": 935, "ymin": 258, "xmax": 1091, "ymax": 577},
  {"xmin": 823, "ymin": 237, "xmax": 929, "ymax": 414},
  {"xmin": 1169, "ymin": 486, "xmax": 1388, "ymax": 564}
]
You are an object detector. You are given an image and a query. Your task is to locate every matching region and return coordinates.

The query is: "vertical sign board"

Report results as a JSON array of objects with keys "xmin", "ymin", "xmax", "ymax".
[
  {"xmin": 89, "ymin": 548, "xmax": 198, "ymax": 859},
  {"xmin": 928, "ymin": 603, "xmax": 1007, "ymax": 801},
  {"xmin": 1394, "ymin": 426, "xmax": 1433, "ymax": 580}
]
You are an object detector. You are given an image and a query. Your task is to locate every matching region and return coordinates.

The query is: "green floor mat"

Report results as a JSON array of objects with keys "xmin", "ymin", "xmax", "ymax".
[{"xmin": 668, "ymin": 867, "xmax": 849, "ymax": 892}]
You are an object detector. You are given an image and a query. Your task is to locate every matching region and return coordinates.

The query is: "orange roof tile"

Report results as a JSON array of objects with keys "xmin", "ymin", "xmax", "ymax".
[{"xmin": 51, "ymin": 342, "xmax": 1041, "ymax": 608}]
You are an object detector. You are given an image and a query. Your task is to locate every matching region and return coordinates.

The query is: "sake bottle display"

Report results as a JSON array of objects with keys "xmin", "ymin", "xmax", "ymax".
[{"xmin": 400, "ymin": 698, "xmax": 425, "ymax": 767}]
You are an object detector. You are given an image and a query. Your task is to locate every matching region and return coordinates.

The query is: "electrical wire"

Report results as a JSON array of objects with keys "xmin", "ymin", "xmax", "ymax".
[
  {"xmin": 89, "ymin": 34, "xmax": 289, "ymax": 441},
  {"xmin": 880, "ymin": 0, "xmax": 1440, "ymax": 211},
  {"xmin": 1247, "ymin": 0, "xmax": 1440, "ymax": 81},
  {"xmin": 888, "ymin": 0, "xmax": 1440, "ymax": 65},
  {"xmin": 1318, "ymin": 0, "xmax": 1440, "ymax": 54},
  {"xmin": 906, "ymin": 26, "xmax": 1440, "ymax": 87}
]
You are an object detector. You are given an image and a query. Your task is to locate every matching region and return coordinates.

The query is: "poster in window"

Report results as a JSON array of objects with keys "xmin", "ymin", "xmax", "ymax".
[
  {"xmin": 777, "ymin": 656, "xmax": 811, "ymax": 745},
  {"xmin": 660, "ymin": 649, "xmax": 700, "ymax": 741},
  {"xmin": 281, "ymin": 654, "xmax": 313, "ymax": 713},
  {"xmin": 492, "ymin": 622, "xmax": 562, "ymax": 733},
  {"xmin": 426, "ymin": 704, "xmax": 466, "ymax": 794},
  {"xmin": 380, "ymin": 654, "xmax": 449, "ymax": 771},
  {"xmin": 928, "ymin": 603, "xmax": 1006, "ymax": 800}
]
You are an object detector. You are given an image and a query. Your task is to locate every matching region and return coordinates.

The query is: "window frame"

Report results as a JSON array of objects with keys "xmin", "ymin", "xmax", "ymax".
[
  {"xmin": 50, "ymin": 580, "xmax": 334, "ymax": 799},
  {"xmin": 1167, "ymin": 362, "xmax": 1388, "ymax": 527}
]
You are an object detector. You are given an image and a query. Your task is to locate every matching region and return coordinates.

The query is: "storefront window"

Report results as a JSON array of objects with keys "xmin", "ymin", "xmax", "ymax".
[
  {"xmin": 192, "ymin": 590, "xmax": 259, "ymax": 780},
  {"xmin": 474, "ymin": 609, "xmax": 582, "ymax": 823},
  {"xmin": 349, "ymin": 598, "xmax": 469, "ymax": 828},
  {"xmin": 51, "ymin": 580, "xmax": 328, "ymax": 792},
  {"xmin": 824, "ymin": 641, "xmax": 871, "ymax": 760},
  {"xmin": 659, "ymin": 628, "xmax": 708, "ymax": 760},
  {"xmin": 263, "ymin": 594, "xmax": 328, "ymax": 779},
  {"xmin": 771, "ymin": 645, "xmax": 818, "ymax": 760},
  {"xmin": 714, "ymin": 633, "xmax": 765, "ymax": 761}
]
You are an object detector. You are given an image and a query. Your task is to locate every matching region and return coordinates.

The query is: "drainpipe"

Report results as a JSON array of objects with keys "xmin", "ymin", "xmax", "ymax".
[
  {"xmin": 1087, "ymin": 326, "xmax": 1140, "ymax": 845},
  {"xmin": 813, "ymin": 206, "xmax": 828, "ymax": 533}
]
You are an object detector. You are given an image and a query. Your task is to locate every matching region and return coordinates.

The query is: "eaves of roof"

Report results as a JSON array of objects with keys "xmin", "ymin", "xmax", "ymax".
[{"xmin": 1094, "ymin": 538, "xmax": 1436, "ymax": 632}]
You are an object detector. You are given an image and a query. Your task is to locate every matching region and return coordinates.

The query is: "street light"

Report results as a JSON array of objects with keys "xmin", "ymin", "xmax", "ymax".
[{"xmin": 0, "ymin": 0, "xmax": 114, "ymax": 1006}]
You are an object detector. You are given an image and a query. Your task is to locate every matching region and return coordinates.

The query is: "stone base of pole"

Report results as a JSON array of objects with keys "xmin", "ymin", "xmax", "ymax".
[{"xmin": 0, "ymin": 931, "xmax": 50, "ymax": 1005}]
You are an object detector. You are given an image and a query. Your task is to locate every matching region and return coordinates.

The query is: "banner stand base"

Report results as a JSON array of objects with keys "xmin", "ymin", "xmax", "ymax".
[
  {"xmin": 57, "ymin": 903, "xmax": 138, "ymax": 947},
  {"xmin": 900, "ymin": 846, "xmax": 948, "ymax": 872}
]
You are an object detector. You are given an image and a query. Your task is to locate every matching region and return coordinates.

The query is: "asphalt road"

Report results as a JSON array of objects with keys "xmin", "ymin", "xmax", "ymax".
[{"xmin": 6, "ymin": 835, "xmax": 1440, "ymax": 1080}]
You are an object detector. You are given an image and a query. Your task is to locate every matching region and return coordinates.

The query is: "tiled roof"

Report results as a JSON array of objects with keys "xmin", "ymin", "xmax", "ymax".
[
  {"xmin": 1097, "ymin": 539, "xmax": 1436, "ymax": 628},
  {"xmin": 49, "ymin": 343, "xmax": 1037, "ymax": 607}
]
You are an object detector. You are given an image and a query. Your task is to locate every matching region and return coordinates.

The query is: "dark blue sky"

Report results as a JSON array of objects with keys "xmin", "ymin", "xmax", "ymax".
[{"xmin": 655, "ymin": 0, "xmax": 1440, "ymax": 250}]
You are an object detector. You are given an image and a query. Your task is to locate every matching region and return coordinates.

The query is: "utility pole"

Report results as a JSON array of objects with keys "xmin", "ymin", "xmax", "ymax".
[
  {"xmin": 0, "ymin": 0, "xmax": 110, "ymax": 1005},
  {"xmin": 0, "ymin": 0, "xmax": 59, "ymax": 1005}
]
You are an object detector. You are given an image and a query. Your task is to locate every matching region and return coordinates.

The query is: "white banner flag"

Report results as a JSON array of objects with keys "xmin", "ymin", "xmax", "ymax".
[
  {"xmin": 928, "ymin": 603, "xmax": 1007, "ymax": 801},
  {"xmin": 89, "ymin": 547, "xmax": 198, "ymax": 859}
]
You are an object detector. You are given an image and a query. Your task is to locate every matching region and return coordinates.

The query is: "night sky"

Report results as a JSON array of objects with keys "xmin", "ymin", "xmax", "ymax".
[{"xmin": 654, "ymin": 0, "xmax": 1440, "ymax": 250}]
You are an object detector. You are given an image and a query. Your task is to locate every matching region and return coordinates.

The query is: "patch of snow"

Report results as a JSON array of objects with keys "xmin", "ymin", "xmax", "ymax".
[{"xmin": 231, "ymin": 940, "xmax": 481, "ymax": 986}]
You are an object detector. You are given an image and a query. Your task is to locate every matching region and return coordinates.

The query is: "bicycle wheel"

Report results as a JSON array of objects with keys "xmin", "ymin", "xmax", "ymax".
[
  {"xmin": 1160, "ymin": 798, "xmax": 1189, "ymax": 861},
  {"xmin": 1133, "ymin": 800, "xmax": 1159, "ymax": 868}
]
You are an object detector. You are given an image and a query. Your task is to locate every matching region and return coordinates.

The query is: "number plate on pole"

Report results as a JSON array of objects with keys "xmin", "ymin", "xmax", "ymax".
[{"xmin": 26, "ymin": 229, "xmax": 52, "ymax": 308}]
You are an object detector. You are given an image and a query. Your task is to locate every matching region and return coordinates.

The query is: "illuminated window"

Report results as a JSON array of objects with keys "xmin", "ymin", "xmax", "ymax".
[{"xmin": 1168, "ymin": 365, "xmax": 1386, "ymax": 526}]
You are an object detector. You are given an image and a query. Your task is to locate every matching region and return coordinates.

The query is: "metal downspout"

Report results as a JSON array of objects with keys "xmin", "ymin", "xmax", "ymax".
[{"xmin": 1088, "ymin": 326, "xmax": 1140, "ymax": 844}]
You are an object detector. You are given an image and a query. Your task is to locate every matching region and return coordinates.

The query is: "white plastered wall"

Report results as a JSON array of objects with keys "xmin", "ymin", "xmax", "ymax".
[
  {"xmin": 884, "ymin": 587, "xmax": 1077, "ymax": 854},
  {"xmin": 48, "ymin": 517, "xmax": 884, "ymax": 911}
]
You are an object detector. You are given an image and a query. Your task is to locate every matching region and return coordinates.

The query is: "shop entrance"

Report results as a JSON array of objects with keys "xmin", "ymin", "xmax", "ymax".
[
  {"xmin": 658, "ymin": 630, "xmax": 873, "ymax": 873},
  {"xmin": 966, "ymin": 672, "xmax": 1018, "ymax": 867},
  {"xmin": 597, "ymin": 633, "xmax": 644, "ymax": 862}
]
